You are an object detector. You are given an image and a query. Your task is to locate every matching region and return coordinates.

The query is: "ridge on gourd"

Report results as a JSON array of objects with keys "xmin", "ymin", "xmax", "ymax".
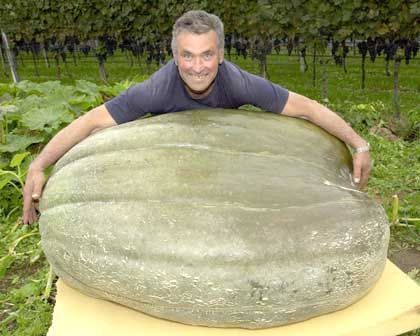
[{"xmin": 39, "ymin": 109, "xmax": 390, "ymax": 329}]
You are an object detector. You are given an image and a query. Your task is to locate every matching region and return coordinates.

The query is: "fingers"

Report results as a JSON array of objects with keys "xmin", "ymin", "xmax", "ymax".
[
  {"xmin": 357, "ymin": 169, "xmax": 369, "ymax": 190},
  {"xmin": 23, "ymin": 180, "xmax": 35, "ymax": 225},
  {"xmin": 23, "ymin": 194, "xmax": 40, "ymax": 225},
  {"xmin": 25, "ymin": 205, "xmax": 37, "ymax": 225},
  {"xmin": 22, "ymin": 170, "xmax": 46, "ymax": 225},
  {"xmin": 353, "ymin": 152, "xmax": 372, "ymax": 190},
  {"xmin": 23, "ymin": 197, "xmax": 37, "ymax": 225},
  {"xmin": 353, "ymin": 157, "xmax": 362, "ymax": 185},
  {"xmin": 360, "ymin": 163, "xmax": 371, "ymax": 189},
  {"xmin": 32, "ymin": 178, "xmax": 44, "ymax": 201}
]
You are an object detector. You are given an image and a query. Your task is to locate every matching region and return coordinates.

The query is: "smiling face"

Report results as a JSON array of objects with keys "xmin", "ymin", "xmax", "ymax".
[{"xmin": 174, "ymin": 30, "xmax": 224, "ymax": 98}]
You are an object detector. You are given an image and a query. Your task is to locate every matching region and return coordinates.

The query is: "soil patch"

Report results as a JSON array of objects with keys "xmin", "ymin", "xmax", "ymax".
[{"xmin": 389, "ymin": 248, "xmax": 420, "ymax": 273}]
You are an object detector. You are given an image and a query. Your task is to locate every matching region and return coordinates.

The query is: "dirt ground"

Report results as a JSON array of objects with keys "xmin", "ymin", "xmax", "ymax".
[{"xmin": 389, "ymin": 248, "xmax": 420, "ymax": 273}]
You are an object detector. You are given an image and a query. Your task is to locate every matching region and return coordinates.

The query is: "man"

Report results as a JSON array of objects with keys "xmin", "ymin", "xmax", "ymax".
[{"xmin": 23, "ymin": 10, "xmax": 371, "ymax": 225}]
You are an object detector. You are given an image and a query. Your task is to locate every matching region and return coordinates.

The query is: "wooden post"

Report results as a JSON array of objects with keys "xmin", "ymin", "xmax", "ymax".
[
  {"xmin": 299, "ymin": 48, "xmax": 307, "ymax": 73},
  {"xmin": 361, "ymin": 54, "xmax": 366, "ymax": 90},
  {"xmin": 42, "ymin": 45, "xmax": 50, "ymax": 68},
  {"xmin": 352, "ymin": 36, "xmax": 356, "ymax": 56},
  {"xmin": 98, "ymin": 58, "xmax": 108, "ymax": 84},
  {"xmin": 312, "ymin": 43, "xmax": 316, "ymax": 87},
  {"xmin": 320, "ymin": 57, "xmax": 328, "ymax": 100},
  {"xmin": 55, "ymin": 53, "xmax": 61, "ymax": 80},
  {"xmin": 259, "ymin": 52, "xmax": 268, "ymax": 79},
  {"xmin": 62, "ymin": 52, "xmax": 69, "ymax": 76},
  {"xmin": 393, "ymin": 58, "xmax": 401, "ymax": 119},
  {"xmin": 342, "ymin": 41, "xmax": 348, "ymax": 74},
  {"xmin": 72, "ymin": 41, "xmax": 78, "ymax": 66},
  {"xmin": 0, "ymin": 43, "xmax": 8, "ymax": 76},
  {"xmin": 31, "ymin": 49, "xmax": 40, "ymax": 77},
  {"xmin": 1, "ymin": 30, "xmax": 19, "ymax": 83}
]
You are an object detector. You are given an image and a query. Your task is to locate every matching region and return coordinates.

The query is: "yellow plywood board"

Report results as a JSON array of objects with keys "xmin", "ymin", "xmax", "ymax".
[{"xmin": 47, "ymin": 260, "xmax": 420, "ymax": 336}]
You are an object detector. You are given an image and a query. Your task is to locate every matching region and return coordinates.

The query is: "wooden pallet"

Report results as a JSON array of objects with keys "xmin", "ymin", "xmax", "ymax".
[{"xmin": 47, "ymin": 260, "xmax": 420, "ymax": 336}]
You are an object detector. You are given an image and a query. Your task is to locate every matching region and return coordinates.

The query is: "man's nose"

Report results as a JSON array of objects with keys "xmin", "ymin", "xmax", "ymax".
[{"xmin": 192, "ymin": 57, "xmax": 204, "ymax": 72}]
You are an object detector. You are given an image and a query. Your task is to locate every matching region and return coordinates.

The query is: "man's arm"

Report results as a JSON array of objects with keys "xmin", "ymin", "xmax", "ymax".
[
  {"xmin": 23, "ymin": 104, "xmax": 117, "ymax": 224},
  {"xmin": 282, "ymin": 92, "xmax": 371, "ymax": 189}
]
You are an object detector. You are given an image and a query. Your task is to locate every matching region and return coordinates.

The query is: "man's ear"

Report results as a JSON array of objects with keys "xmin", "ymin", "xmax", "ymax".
[
  {"xmin": 173, "ymin": 53, "xmax": 178, "ymax": 66},
  {"xmin": 219, "ymin": 50, "xmax": 224, "ymax": 64}
]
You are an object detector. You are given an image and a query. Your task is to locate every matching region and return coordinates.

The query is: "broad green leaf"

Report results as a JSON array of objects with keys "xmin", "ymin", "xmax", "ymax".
[
  {"xmin": 33, "ymin": 81, "xmax": 64, "ymax": 96},
  {"xmin": 47, "ymin": 86, "xmax": 78, "ymax": 106},
  {"xmin": 10, "ymin": 152, "xmax": 30, "ymax": 168},
  {"xmin": 99, "ymin": 81, "xmax": 134, "ymax": 99},
  {"xmin": 0, "ymin": 93, "xmax": 13, "ymax": 104},
  {"xmin": 16, "ymin": 80, "xmax": 61, "ymax": 97},
  {"xmin": 15, "ymin": 80, "xmax": 43, "ymax": 96},
  {"xmin": 14, "ymin": 94, "xmax": 44, "ymax": 113},
  {"xmin": 0, "ymin": 134, "xmax": 44, "ymax": 153},
  {"xmin": 74, "ymin": 80, "xmax": 100, "ymax": 98},
  {"xmin": 69, "ymin": 95, "xmax": 100, "ymax": 114},
  {"xmin": 21, "ymin": 106, "xmax": 74, "ymax": 131},
  {"xmin": 0, "ymin": 104, "xmax": 18, "ymax": 118},
  {"xmin": 0, "ymin": 155, "xmax": 8, "ymax": 169},
  {"xmin": 0, "ymin": 173, "xmax": 13, "ymax": 189},
  {"xmin": 0, "ymin": 83, "xmax": 15, "ymax": 97}
]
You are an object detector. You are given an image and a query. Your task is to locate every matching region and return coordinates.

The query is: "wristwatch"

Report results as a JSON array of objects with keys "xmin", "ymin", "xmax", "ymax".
[{"xmin": 355, "ymin": 143, "xmax": 370, "ymax": 153}]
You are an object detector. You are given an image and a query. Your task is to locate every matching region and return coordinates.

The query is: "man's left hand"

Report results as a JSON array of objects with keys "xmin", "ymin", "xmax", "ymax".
[{"xmin": 352, "ymin": 152, "xmax": 372, "ymax": 190}]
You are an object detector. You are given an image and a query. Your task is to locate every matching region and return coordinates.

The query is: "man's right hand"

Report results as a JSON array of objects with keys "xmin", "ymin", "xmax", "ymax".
[
  {"xmin": 23, "ymin": 168, "xmax": 46, "ymax": 225},
  {"xmin": 20, "ymin": 104, "xmax": 117, "ymax": 225}
]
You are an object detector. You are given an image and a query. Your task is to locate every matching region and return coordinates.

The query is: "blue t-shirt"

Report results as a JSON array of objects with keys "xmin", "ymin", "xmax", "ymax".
[{"xmin": 105, "ymin": 60, "xmax": 289, "ymax": 124}]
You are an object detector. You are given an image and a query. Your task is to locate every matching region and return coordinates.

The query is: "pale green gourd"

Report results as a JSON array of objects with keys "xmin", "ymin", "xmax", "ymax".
[{"xmin": 40, "ymin": 109, "xmax": 389, "ymax": 329}]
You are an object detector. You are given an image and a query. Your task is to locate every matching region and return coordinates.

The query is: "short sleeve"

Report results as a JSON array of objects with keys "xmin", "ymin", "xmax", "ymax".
[
  {"xmin": 246, "ymin": 74, "xmax": 289, "ymax": 113},
  {"xmin": 104, "ymin": 60, "xmax": 178, "ymax": 124},
  {"xmin": 105, "ymin": 84, "xmax": 148, "ymax": 124},
  {"xmin": 222, "ymin": 62, "xmax": 289, "ymax": 113}
]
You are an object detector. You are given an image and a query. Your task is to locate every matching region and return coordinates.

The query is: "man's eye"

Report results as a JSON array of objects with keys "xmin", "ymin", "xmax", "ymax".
[
  {"xmin": 203, "ymin": 53, "xmax": 212, "ymax": 60},
  {"xmin": 183, "ymin": 54, "xmax": 192, "ymax": 60}
]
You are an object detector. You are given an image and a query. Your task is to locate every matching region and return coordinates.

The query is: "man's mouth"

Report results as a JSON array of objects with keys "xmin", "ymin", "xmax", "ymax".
[
  {"xmin": 189, "ymin": 74, "xmax": 208, "ymax": 80},
  {"xmin": 180, "ymin": 71, "xmax": 217, "ymax": 98}
]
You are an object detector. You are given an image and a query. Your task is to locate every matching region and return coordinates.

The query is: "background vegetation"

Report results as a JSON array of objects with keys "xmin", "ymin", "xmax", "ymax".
[
  {"xmin": 0, "ymin": 0, "xmax": 419, "ymax": 335},
  {"xmin": 0, "ymin": 50, "xmax": 419, "ymax": 335}
]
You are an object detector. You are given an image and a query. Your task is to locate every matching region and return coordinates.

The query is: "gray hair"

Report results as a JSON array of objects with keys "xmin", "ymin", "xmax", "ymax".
[{"xmin": 171, "ymin": 10, "xmax": 225, "ymax": 55}]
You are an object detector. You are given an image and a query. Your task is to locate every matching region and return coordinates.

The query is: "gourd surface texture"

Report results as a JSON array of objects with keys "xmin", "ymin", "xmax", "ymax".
[{"xmin": 40, "ymin": 109, "xmax": 390, "ymax": 329}]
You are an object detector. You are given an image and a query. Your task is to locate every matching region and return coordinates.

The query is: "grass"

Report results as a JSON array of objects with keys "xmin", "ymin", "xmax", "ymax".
[
  {"xmin": 0, "ymin": 214, "xmax": 53, "ymax": 335},
  {"xmin": 0, "ymin": 50, "xmax": 419, "ymax": 335}
]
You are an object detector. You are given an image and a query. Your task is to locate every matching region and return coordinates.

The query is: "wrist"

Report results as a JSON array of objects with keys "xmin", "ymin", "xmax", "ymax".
[
  {"xmin": 354, "ymin": 142, "xmax": 370, "ymax": 154},
  {"xmin": 29, "ymin": 160, "xmax": 47, "ymax": 172}
]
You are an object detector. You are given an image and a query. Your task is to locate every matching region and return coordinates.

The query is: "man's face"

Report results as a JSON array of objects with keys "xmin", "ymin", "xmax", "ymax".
[{"xmin": 174, "ymin": 30, "xmax": 224, "ymax": 97}]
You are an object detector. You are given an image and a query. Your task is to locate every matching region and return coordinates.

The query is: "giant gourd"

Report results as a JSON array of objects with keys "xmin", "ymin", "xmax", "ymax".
[{"xmin": 40, "ymin": 109, "xmax": 389, "ymax": 329}]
